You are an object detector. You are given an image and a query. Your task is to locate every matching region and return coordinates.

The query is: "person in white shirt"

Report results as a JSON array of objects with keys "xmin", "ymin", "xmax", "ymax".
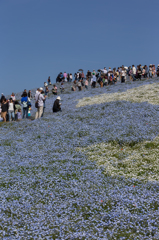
[
  {"xmin": 132, "ymin": 65, "xmax": 136, "ymax": 81},
  {"xmin": 70, "ymin": 73, "xmax": 73, "ymax": 82},
  {"xmin": 121, "ymin": 67, "xmax": 126, "ymax": 83},
  {"xmin": 108, "ymin": 67, "xmax": 112, "ymax": 72},
  {"xmin": 11, "ymin": 93, "xmax": 16, "ymax": 101},
  {"xmin": 8, "ymin": 98, "xmax": 15, "ymax": 121},
  {"xmin": 100, "ymin": 67, "xmax": 107, "ymax": 74},
  {"xmin": 92, "ymin": 73, "xmax": 96, "ymax": 88},
  {"xmin": 35, "ymin": 88, "xmax": 46, "ymax": 119}
]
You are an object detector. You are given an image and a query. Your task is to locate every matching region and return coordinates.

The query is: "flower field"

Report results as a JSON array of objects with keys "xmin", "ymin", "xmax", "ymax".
[{"xmin": 0, "ymin": 79, "xmax": 159, "ymax": 239}]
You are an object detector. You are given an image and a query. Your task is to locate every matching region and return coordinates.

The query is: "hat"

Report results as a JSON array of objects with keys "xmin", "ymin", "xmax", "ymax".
[
  {"xmin": 39, "ymin": 87, "xmax": 43, "ymax": 91},
  {"xmin": 57, "ymin": 96, "xmax": 61, "ymax": 100}
]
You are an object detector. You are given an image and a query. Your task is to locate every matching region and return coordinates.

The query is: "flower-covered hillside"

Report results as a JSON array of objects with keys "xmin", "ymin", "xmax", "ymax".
[{"xmin": 0, "ymin": 79, "xmax": 159, "ymax": 239}]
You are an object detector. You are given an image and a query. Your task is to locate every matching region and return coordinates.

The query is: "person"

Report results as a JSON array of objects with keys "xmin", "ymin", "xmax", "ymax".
[
  {"xmin": 70, "ymin": 73, "xmax": 73, "ymax": 82},
  {"xmin": 149, "ymin": 65, "xmax": 152, "ymax": 78},
  {"xmin": 21, "ymin": 89, "xmax": 27, "ymax": 97},
  {"xmin": 17, "ymin": 109, "xmax": 22, "ymax": 121},
  {"xmin": 71, "ymin": 86, "xmax": 76, "ymax": 91},
  {"xmin": 98, "ymin": 76, "xmax": 103, "ymax": 87},
  {"xmin": 63, "ymin": 72, "xmax": 67, "ymax": 82},
  {"xmin": 44, "ymin": 82, "xmax": 48, "ymax": 87},
  {"xmin": 0, "ymin": 93, "xmax": 5, "ymax": 103},
  {"xmin": 11, "ymin": 93, "xmax": 16, "ymax": 101},
  {"xmin": 67, "ymin": 73, "xmax": 70, "ymax": 82},
  {"xmin": 28, "ymin": 90, "xmax": 32, "ymax": 99},
  {"xmin": 8, "ymin": 98, "xmax": 15, "ymax": 121},
  {"xmin": 152, "ymin": 64, "xmax": 156, "ymax": 77},
  {"xmin": 35, "ymin": 87, "xmax": 46, "ymax": 119},
  {"xmin": 142, "ymin": 67, "xmax": 145, "ymax": 78},
  {"xmin": 137, "ymin": 66, "xmax": 142, "ymax": 80},
  {"xmin": 44, "ymin": 86, "xmax": 49, "ymax": 109},
  {"xmin": 108, "ymin": 67, "xmax": 112, "ymax": 72},
  {"xmin": 28, "ymin": 105, "xmax": 32, "ymax": 119},
  {"xmin": 101, "ymin": 67, "xmax": 107, "ymax": 74},
  {"xmin": 76, "ymin": 72, "xmax": 79, "ymax": 80},
  {"xmin": 113, "ymin": 73, "xmax": 117, "ymax": 84},
  {"xmin": 74, "ymin": 73, "xmax": 77, "ymax": 80},
  {"xmin": 1, "ymin": 98, "xmax": 8, "ymax": 122},
  {"xmin": 0, "ymin": 105, "xmax": 2, "ymax": 121},
  {"xmin": 157, "ymin": 65, "xmax": 159, "ymax": 77},
  {"xmin": 45, "ymin": 86, "xmax": 49, "ymax": 95},
  {"xmin": 81, "ymin": 71, "xmax": 85, "ymax": 80},
  {"xmin": 85, "ymin": 78, "xmax": 88, "ymax": 89},
  {"xmin": 53, "ymin": 96, "xmax": 61, "ymax": 112},
  {"xmin": 77, "ymin": 80, "xmax": 82, "ymax": 91},
  {"xmin": 121, "ymin": 67, "xmax": 126, "ymax": 83},
  {"xmin": 145, "ymin": 65, "xmax": 148, "ymax": 79},
  {"xmin": 47, "ymin": 76, "xmax": 51, "ymax": 85},
  {"xmin": 92, "ymin": 73, "xmax": 96, "ymax": 88},
  {"xmin": 14, "ymin": 101, "xmax": 21, "ymax": 121},
  {"xmin": 60, "ymin": 82, "xmax": 64, "ymax": 93},
  {"xmin": 59, "ymin": 72, "xmax": 64, "ymax": 82},
  {"xmin": 132, "ymin": 65, "xmax": 136, "ymax": 81},
  {"xmin": 52, "ymin": 85, "xmax": 57, "ymax": 95},
  {"xmin": 21, "ymin": 92, "xmax": 28, "ymax": 119}
]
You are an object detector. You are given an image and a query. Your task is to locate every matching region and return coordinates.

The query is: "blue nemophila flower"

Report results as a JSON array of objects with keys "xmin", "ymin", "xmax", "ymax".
[{"xmin": 0, "ymin": 80, "xmax": 159, "ymax": 239}]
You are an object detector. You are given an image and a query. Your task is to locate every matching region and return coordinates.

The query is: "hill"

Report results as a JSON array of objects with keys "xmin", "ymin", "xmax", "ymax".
[{"xmin": 0, "ymin": 79, "xmax": 159, "ymax": 239}]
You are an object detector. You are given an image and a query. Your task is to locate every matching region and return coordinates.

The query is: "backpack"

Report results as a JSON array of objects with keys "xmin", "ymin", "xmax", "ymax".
[{"xmin": 27, "ymin": 101, "xmax": 31, "ymax": 107}]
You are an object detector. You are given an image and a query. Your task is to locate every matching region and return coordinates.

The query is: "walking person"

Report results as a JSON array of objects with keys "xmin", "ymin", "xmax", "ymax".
[
  {"xmin": 47, "ymin": 76, "xmax": 51, "ymax": 85},
  {"xmin": 121, "ymin": 67, "xmax": 126, "ymax": 83},
  {"xmin": 35, "ymin": 88, "xmax": 46, "ymax": 119},
  {"xmin": 92, "ymin": 73, "xmax": 96, "ymax": 88},
  {"xmin": 21, "ymin": 93, "xmax": 28, "ymax": 119},
  {"xmin": 8, "ymin": 98, "xmax": 15, "ymax": 121},
  {"xmin": 28, "ymin": 90, "xmax": 32, "ymax": 99},
  {"xmin": 149, "ymin": 65, "xmax": 152, "ymax": 78},
  {"xmin": 137, "ymin": 66, "xmax": 142, "ymax": 80},
  {"xmin": 132, "ymin": 65, "xmax": 136, "ymax": 81},
  {"xmin": 85, "ymin": 78, "xmax": 89, "ymax": 89},
  {"xmin": 1, "ymin": 98, "xmax": 8, "ymax": 122},
  {"xmin": 14, "ymin": 101, "xmax": 21, "ymax": 121}
]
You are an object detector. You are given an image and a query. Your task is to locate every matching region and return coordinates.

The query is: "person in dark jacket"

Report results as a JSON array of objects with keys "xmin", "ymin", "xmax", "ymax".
[
  {"xmin": 28, "ymin": 90, "xmax": 32, "ymax": 99},
  {"xmin": 0, "ymin": 93, "xmax": 5, "ymax": 103},
  {"xmin": 1, "ymin": 98, "xmax": 8, "ymax": 122},
  {"xmin": 53, "ymin": 96, "xmax": 61, "ymax": 112},
  {"xmin": 21, "ymin": 89, "xmax": 27, "ymax": 97},
  {"xmin": 157, "ymin": 64, "xmax": 159, "ymax": 77}
]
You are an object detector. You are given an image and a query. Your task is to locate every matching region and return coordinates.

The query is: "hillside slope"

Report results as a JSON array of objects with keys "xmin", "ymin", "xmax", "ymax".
[{"xmin": 0, "ymin": 79, "xmax": 159, "ymax": 239}]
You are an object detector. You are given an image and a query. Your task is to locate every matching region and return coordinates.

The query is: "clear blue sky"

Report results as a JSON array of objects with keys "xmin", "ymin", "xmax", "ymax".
[{"xmin": 0, "ymin": 0, "xmax": 158, "ymax": 95}]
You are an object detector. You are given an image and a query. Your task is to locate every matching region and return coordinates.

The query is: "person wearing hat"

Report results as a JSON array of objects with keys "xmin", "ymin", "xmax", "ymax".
[
  {"xmin": 35, "ymin": 87, "xmax": 46, "ymax": 119},
  {"xmin": 53, "ymin": 96, "xmax": 61, "ymax": 113}
]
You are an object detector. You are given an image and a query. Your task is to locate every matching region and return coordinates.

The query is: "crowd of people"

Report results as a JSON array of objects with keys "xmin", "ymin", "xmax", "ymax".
[
  {"xmin": 56, "ymin": 64, "xmax": 159, "ymax": 91},
  {"xmin": 0, "ymin": 90, "xmax": 33, "ymax": 122},
  {"xmin": 0, "ymin": 64, "xmax": 159, "ymax": 123},
  {"xmin": 0, "ymin": 84, "xmax": 62, "ymax": 122}
]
